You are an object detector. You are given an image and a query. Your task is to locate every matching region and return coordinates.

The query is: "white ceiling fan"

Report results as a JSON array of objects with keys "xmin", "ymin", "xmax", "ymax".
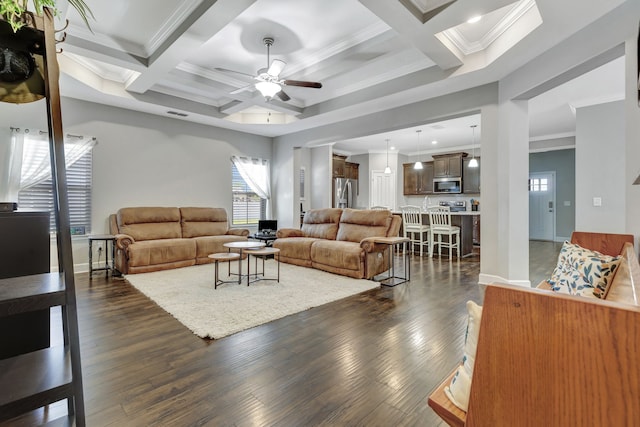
[{"xmin": 215, "ymin": 37, "xmax": 322, "ymax": 102}]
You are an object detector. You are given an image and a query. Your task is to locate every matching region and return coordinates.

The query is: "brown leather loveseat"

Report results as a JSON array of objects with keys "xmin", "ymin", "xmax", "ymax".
[
  {"xmin": 109, "ymin": 206, "xmax": 249, "ymax": 274},
  {"xmin": 273, "ymin": 208, "xmax": 402, "ymax": 279}
]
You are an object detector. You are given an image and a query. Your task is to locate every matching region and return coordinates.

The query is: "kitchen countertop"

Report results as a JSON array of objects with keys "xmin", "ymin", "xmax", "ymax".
[
  {"xmin": 393, "ymin": 210, "xmax": 480, "ymax": 216},
  {"xmin": 448, "ymin": 211, "xmax": 481, "ymax": 216}
]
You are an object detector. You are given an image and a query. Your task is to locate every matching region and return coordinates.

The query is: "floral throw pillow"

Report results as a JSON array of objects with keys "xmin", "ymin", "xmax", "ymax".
[{"xmin": 549, "ymin": 241, "xmax": 622, "ymax": 299}]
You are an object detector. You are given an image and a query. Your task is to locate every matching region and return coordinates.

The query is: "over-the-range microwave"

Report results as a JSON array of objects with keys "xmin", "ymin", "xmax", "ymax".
[{"xmin": 433, "ymin": 177, "xmax": 462, "ymax": 194}]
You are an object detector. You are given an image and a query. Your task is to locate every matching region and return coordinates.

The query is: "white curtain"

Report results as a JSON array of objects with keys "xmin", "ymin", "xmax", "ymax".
[
  {"xmin": 0, "ymin": 128, "xmax": 24, "ymax": 202},
  {"xmin": 1, "ymin": 128, "xmax": 97, "ymax": 199},
  {"xmin": 231, "ymin": 156, "xmax": 272, "ymax": 217}
]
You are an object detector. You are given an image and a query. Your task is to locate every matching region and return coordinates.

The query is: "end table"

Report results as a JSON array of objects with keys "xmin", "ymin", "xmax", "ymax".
[{"xmin": 88, "ymin": 234, "xmax": 116, "ymax": 279}]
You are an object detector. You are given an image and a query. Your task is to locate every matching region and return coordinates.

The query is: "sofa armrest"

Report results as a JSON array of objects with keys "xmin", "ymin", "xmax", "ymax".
[
  {"xmin": 360, "ymin": 237, "xmax": 389, "ymax": 253},
  {"xmin": 115, "ymin": 233, "xmax": 135, "ymax": 250},
  {"xmin": 277, "ymin": 228, "xmax": 304, "ymax": 238},
  {"xmin": 227, "ymin": 228, "xmax": 249, "ymax": 236}
]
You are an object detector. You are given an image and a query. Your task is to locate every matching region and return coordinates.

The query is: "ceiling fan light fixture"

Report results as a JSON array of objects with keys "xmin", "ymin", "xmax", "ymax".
[{"xmin": 255, "ymin": 81, "xmax": 281, "ymax": 99}]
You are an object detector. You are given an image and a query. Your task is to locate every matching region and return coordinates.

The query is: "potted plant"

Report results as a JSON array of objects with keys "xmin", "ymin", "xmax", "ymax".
[
  {"xmin": 0, "ymin": 0, "xmax": 93, "ymax": 103},
  {"xmin": 0, "ymin": 0, "xmax": 94, "ymax": 32}
]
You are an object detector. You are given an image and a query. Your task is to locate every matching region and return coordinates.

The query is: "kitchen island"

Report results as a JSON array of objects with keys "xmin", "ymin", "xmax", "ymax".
[{"xmin": 394, "ymin": 210, "xmax": 480, "ymax": 257}]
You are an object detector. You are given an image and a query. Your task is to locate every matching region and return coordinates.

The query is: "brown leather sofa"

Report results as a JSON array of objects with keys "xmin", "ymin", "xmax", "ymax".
[
  {"xmin": 273, "ymin": 208, "xmax": 402, "ymax": 279},
  {"xmin": 109, "ymin": 207, "xmax": 249, "ymax": 274}
]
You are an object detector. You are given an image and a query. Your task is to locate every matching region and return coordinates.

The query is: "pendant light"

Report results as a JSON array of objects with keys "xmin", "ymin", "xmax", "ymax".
[
  {"xmin": 413, "ymin": 130, "xmax": 423, "ymax": 170},
  {"xmin": 468, "ymin": 125, "xmax": 479, "ymax": 168},
  {"xmin": 384, "ymin": 139, "xmax": 392, "ymax": 174}
]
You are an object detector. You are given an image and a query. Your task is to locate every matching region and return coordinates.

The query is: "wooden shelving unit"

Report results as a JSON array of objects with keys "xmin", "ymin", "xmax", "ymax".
[{"xmin": 0, "ymin": 9, "xmax": 85, "ymax": 426}]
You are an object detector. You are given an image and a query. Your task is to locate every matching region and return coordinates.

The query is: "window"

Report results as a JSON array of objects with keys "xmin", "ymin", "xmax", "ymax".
[
  {"xmin": 16, "ymin": 133, "xmax": 93, "ymax": 235},
  {"xmin": 232, "ymin": 163, "xmax": 266, "ymax": 225},
  {"xmin": 528, "ymin": 178, "xmax": 548, "ymax": 192}
]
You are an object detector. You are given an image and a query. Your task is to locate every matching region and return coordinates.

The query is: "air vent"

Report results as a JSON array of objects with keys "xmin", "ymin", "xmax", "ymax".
[{"xmin": 167, "ymin": 111, "xmax": 188, "ymax": 117}]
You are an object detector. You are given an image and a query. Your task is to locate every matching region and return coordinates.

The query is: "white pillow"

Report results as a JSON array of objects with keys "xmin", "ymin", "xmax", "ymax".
[{"xmin": 444, "ymin": 300, "xmax": 482, "ymax": 412}]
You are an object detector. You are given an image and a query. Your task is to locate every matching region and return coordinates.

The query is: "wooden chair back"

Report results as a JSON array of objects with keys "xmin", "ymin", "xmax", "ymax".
[
  {"xmin": 464, "ymin": 284, "xmax": 640, "ymax": 426},
  {"xmin": 428, "ymin": 206, "xmax": 453, "ymax": 231},
  {"xmin": 400, "ymin": 205, "xmax": 423, "ymax": 228},
  {"xmin": 570, "ymin": 231, "xmax": 634, "ymax": 256}
]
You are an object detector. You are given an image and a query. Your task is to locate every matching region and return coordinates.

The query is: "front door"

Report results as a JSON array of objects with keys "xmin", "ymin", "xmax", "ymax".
[{"xmin": 529, "ymin": 172, "xmax": 555, "ymax": 241}]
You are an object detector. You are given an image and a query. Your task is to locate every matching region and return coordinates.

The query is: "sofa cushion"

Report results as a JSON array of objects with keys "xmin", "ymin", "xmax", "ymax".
[
  {"xmin": 180, "ymin": 207, "xmax": 229, "ymax": 237},
  {"xmin": 549, "ymin": 241, "xmax": 621, "ymax": 298},
  {"xmin": 336, "ymin": 208, "xmax": 391, "ymax": 243},
  {"xmin": 192, "ymin": 234, "xmax": 246, "ymax": 259},
  {"xmin": 127, "ymin": 238, "xmax": 196, "ymax": 268},
  {"xmin": 117, "ymin": 207, "xmax": 182, "ymax": 241},
  {"xmin": 310, "ymin": 240, "xmax": 363, "ymax": 271},
  {"xmin": 301, "ymin": 208, "xmax": 342, "ymax": 240},
  {"xmin": 273, "ymin": 237, "xmax": 321, "ymax": 262}
]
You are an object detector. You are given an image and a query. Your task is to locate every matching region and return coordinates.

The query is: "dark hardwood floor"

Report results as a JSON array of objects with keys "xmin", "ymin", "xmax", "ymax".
[{"xmin": 5, "ymin": 242, "xmax": 560, "ymax": 427}]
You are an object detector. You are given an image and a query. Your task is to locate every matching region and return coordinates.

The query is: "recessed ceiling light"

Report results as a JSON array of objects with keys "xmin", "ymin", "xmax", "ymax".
[
  {"xmin": 431, "ymin": 140, "xmax": 438, "ymax": 145},
  {"xmin": 467, "ymin": 15, "xmax": 482, "ymax": 24}
]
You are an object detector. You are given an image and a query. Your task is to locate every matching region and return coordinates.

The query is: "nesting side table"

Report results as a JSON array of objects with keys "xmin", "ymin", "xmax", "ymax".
[{"xmin": 372, "ymin": 236, "xmax": 411, "ymax": 287}]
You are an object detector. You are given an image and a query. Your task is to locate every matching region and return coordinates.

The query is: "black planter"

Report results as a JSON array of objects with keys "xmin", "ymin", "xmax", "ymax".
[{"xmin": 0, "ymin": 18, "xmax": 45, "ymax": 103}]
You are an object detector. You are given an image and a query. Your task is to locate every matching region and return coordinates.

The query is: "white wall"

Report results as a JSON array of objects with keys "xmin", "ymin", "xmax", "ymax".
[
  {"xmin": 575, "ymin": 101, "xmax": 626, "ymax": 232},
  {"xmin": 349, "ymin": 153, "xmax": 369, "ymax": 208},
  {"xmin": 310, "ymin": 145, "xmax": 331, "ymax": 210},
  {"xmin": 0, "ymin": 98, "xmax": 272, "ymax": 271},
  {"xmin": 625, "ymin": 36, "xmax": 640, "ymax": 249}
]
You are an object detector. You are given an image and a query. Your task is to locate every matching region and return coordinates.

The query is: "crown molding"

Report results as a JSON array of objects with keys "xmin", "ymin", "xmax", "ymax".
[{"xmin": 441, "ymin": 0, "xmax": 536, "ymax": 56}]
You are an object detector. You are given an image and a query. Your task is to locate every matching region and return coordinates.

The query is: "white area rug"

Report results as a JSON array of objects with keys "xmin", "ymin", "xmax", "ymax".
[{"xmin": 124, "ymin": 261, "xmax": 379, "ymax": 339}]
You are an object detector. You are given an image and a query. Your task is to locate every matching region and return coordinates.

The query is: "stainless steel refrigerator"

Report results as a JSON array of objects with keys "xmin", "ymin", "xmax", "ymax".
[{"xmin": 334, "ymin": 177, "xmax": 357, "ymax": 208}]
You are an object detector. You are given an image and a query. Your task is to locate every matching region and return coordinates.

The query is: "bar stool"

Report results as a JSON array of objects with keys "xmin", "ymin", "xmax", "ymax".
[
  {"xmin": 400, "ymin": 205, "xmax": 430, "ymax": 256},
  {"xmin": 208, "ymin": 252, "xmax": 241, "ymax": 289},
  {"xmin": 428, "ymin": 206, "xmax": 460, "ymax": 258}
]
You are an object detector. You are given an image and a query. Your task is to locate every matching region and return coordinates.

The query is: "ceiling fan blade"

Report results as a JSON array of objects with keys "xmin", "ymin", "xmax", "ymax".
[
  {"xmin": 230, "ymin": 84, "xmax": 255, "ymax": 95},
  {"xmin": 214, "ymin": 67, "xmax": 256, "ymax": 80},
  {"xmin": 276, "ymin": 90, "xmax": 291, "ymax": 102},
  {"xmin": 267, "ymin": 59, "xmax": 286, "ymax": 77},
  {"xmin": 283, "ymin": 80, "xmax": 322, "ymax": 89}
]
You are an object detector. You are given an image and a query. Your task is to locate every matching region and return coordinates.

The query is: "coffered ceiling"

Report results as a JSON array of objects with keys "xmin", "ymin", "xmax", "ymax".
[{"xmin": 57, "ymin": 0, "xmax": 634, "ymax": 153}]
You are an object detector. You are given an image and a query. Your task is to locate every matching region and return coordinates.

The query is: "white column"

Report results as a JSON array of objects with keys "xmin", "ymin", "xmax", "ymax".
[{"xmin": 479, "ymin": 98, "xmax": 530, "ymax": 286}]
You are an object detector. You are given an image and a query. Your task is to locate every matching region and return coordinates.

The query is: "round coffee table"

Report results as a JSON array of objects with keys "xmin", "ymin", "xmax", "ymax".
[
  {"xmin": 245, "ymin": 247, "xmax": 281, "ymax": 284},
  {"xmin": 223, "ymin": 241, "xmax": 266, "ymax": 284},
  {"xmin": 208, "ymin": 252, "xmax": 241, "ymax": 289}
]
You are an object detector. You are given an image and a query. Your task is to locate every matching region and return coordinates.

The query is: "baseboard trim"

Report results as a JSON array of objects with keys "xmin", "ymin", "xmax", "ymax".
[
  {"xmin": 51, "ymin": 262, "xmax": 89, "ymax": 274},
  {"xmin": 479, "ymin": 273, "xmax": 531, "ymax": 288}
]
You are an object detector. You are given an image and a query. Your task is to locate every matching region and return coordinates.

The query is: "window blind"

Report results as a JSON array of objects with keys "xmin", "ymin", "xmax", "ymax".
[
  {"xmin": 18, "ymin": 150, "xmax": 93, "ymax": 235},
  {"xmin": 232, "ymin": 164, "xmax": 265, "ymax": 225}
]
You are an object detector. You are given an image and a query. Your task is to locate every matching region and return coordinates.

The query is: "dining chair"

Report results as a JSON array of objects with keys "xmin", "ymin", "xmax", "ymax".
[
  {"xmin": 400, "ymin": 205, "xmax": 430, "ymax": 256},
  {"xmin": 428, "ymin": 206, "xmax": 460, "ymax": 258}
]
